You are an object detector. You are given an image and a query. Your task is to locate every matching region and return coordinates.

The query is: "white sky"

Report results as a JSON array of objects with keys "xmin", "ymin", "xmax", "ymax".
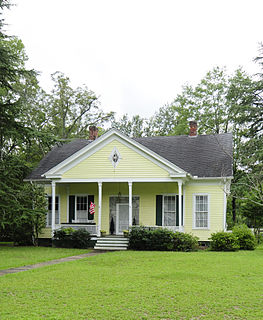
[{"xmin": 4, "ymin": 0, "xmax": 263, "ymax": 118}]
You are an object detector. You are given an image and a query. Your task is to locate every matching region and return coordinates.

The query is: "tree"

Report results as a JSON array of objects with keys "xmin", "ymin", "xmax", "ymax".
[
  {"xmin": 0, "ymin": 3, "xmax": 49, "ymax": 243},
  {"xmin": 44, "ymin": 72, "xmax": 114, "ymax": 140},
  {"xmin": 229, "ymin": 44, "xmax": 263, "ymax": 216},
  {"xmin": 148, "ymin": 67, "xmax": 253, "ymax": 136},
  {"xmin": 111, "ymin": 114, "xmax": 146, "ymax": 137},
  {"xmin": 148, "ymin": 67, "xmax": 258, "ymax": 224},
  {"xmin": 20, "ymin": 182, "xmax": 47, "ymax": 246}
]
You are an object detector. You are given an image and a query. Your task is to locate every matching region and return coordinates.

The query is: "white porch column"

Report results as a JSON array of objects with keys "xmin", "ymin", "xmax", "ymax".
[
  {"xmin": 51, "ymin": 181, "xmax": 56, "ymax": 236},
  {"xmin": 128, "ymin": 182, "xmax": 133, "ymax": 228},
  {"xmin": 98, "ymin": 182, "xmax": 102, "ymax": 236},
  {"xmin": 178, "ymin": 180, "xmax": 182, "ymax": 231}
]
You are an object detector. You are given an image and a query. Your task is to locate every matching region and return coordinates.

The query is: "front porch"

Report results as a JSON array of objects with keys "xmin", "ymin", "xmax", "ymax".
[{"xmin": 49, "ymin": 180, "xmax": 185, "ymax": 238}]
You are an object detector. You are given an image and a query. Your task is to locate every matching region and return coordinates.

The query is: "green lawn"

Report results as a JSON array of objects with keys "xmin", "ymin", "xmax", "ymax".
[
  {"xmin": 0, "ymin": 246, "xmax": 91, "ymax": 270},
  {"xmin": 1, "ymin": 248, "xmax": 263, "ymax": 319}
]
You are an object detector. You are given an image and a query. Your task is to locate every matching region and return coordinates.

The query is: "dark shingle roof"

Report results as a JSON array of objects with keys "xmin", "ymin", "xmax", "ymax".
[
  {"xmin": 26, "ymin": 139, "xmax": 92, "ymax": 180},
  {"xmin": 26, "ymin": 133, "xmax": 232, "ymax": 180},
  {"xmin": 134, "ymin": 133, "xmax": 233, "ymax": 177}
]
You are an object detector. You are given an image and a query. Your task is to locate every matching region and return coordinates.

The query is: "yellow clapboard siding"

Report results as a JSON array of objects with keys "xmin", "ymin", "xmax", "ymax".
[
  {"xmin": 42, "ymin": 182, "xmax": 225, "ymax": 241},
  {"xmin": 39, "ymin": 227, "xmax": 51, "ymax": 238},
  {"xmin": 62, "ymin": 139, "xmax": 170, "ymax": 179},
  {"xmin": 184, "ymin": 183, "xmax": 224, "ymax": 241}
]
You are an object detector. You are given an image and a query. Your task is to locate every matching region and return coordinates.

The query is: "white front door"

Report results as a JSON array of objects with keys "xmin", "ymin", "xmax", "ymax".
[{"xmin": 116, "ymin": 203, "xmax": 129, "ymax": 235}]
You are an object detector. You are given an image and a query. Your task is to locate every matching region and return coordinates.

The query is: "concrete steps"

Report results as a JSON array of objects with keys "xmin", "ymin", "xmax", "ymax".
[{"xmin": 94, "ymin": 236, "xmax": 129, "ymax": 251}]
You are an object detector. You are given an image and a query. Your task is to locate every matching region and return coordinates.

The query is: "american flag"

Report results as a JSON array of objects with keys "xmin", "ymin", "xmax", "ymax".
[{"xmin": 89, "ymin": 202, "xmax": 95, "ymax": 215}]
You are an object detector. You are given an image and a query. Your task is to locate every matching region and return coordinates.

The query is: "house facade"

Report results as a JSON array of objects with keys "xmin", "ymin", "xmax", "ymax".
[{"xmin": 26, "ymin": 123, "xmax": 233, "ymax": 242}]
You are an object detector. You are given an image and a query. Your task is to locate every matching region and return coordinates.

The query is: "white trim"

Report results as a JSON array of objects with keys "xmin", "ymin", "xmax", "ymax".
[
  {"xmin": 223, "ymin": 183, "xmax": 227, "ymax": 231},
  {"xmin": 51, "ymin": 181, "xmax": 56, "ymax": 235},
  {"xmin": 98, "ymin": 182, "xmax": 102, "ymax": 237},
  {"xmin": 46, "ymin": 194, "xmax": 60, "ymax": 227},
  {"xmin": 55, "ymin": 177, "xmax": 187, "ymax": 183},
  {"xmin": 183, "ymin": 186, "xmax": 185, "ymax": 227},
  {"xmin": 192, "ymin": 176, "xmax": 234, "ymax": 180},
  {"xmin": 43, "ymin": 129, "xmax": 187, "ymax": 178},
  {"xmin": 178, "ymin": 181, "xmax": 182, "ymax": 228},
  {"xmin": 128, "ymin": 182, "xmax": 133, "ymax": 227},
  {"xmin": 192, "ymin": 193, "xmax": 210, "ymax": 230}
]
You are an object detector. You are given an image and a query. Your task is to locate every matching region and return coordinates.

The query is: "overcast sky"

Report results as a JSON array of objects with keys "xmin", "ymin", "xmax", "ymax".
[{"xmin": 4, "ymin": 0, "xmax": 263, "ymax": 118}]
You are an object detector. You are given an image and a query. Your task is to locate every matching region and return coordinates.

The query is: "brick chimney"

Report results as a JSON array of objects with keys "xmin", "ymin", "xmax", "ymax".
[
  {"xmin": 189, "ymin": 121, "xmax": 197, "ymax": 137},
  {"xmin": 89, "ymin": 126, "xmax": 99, "ymax": 140}
]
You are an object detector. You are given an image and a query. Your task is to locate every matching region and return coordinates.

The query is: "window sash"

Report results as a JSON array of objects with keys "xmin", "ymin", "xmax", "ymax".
[
  {"xmin": 163, "ymin": 195, "xmax": 176, "ymax": 226},
  {"xmin": 47, "ymin": 196, "xmax": 59, "ymax": 226},
  {"xmin": 195, "ymin": 195, "xmax": 208, "ymax": 228},
  {"xmin": 75, "ymin": 195, "xmax": 94, "ymax": 222},
  {"xmin": 76, "ymin": 196, "xmax": 87, "ymax": 211}
]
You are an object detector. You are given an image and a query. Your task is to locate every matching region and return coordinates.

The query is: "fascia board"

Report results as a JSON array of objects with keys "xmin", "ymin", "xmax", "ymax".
[
  {"xmin": 44, "ymin": 128, "xmax": 187, "ymax": 177},
  {"xmin": 191, "ymin": 176, "xmax": 234, "ymax": 180}
]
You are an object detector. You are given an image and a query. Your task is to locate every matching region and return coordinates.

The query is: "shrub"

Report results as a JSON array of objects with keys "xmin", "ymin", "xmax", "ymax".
[
  {"xmin": 172, "ymin": 232, "xmax": 199, "ymax": 252},
  {"xmin": 128, "ymin": 226, "xmax": 151, "ymax": 250},
  {"xmin": 147, "ymin": 228, "xmax": 174, "ymax": 251},
  {"xmin": 70, "ymin": 229, "xmax": 91, "ymax": 248},
  {"xmin": 210, "ymin": 231, "xmax": 240, "ymax": 251},
  {"xmin": 232, "ymin": 224, "xmax": 256, "ymax": 250},
  {"xmin": 128, "ymin": 226, "xmax": 198, "ymax": 251},
  {"xmin": 53, "ymin": 228, "xmax": 70, "ymax": 240},
  {"xmin": 53, "ymin": 228, "xmax": 91, "ymax": 248}
]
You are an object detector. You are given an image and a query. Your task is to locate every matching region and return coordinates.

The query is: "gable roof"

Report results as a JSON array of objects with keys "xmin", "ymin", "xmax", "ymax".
[
  {"xmin": 26, "ymin": 139, "xmax": 91, "ymax": 180},
  {"xmin": 134, "ymin": 133, "xmax": 232, "ymax": 178},
  {"xmin": 26, "ymin": 131, "xmax": 232, "ymax": 180}
]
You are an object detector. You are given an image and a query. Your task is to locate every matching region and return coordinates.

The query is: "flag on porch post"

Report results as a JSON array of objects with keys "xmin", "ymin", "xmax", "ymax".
[{"xmin": 89, "ymin": 202, "xmax": 95, "ymax": 215}]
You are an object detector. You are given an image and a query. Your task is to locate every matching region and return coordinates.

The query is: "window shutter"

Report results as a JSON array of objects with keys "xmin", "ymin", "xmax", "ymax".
[
  {"xmin": 88, "ymin": 195, "xmax": 95, "ymax": 220},
  {"xmin": 55, "ymin": 196, "xmax": 60, "ymax": 224},
  {"xmin": 156, "ymin": 195, "xmax": 163, "ymax": 226},
  {"xmin": 69, "ymin": 195, "xmax": 75, "ymax": 223},
  {"xmin": 47, "ymin": 197, "xmax": 52, "ymax": 226},
  {"xmin": 176, "ymin": 195, "xmax": 183, "ymax": 227}
]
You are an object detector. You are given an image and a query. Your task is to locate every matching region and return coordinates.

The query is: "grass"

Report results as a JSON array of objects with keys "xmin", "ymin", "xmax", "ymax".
[
  {"xmin": 0, "ymin": 246, "xmax": 91, "ymax": 270},
  {"xmin": 1, "ymin": 247, "xmax": 263, "ymax": 319}
]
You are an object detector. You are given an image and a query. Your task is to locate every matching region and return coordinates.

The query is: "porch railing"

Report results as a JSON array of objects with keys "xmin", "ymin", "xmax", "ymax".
[
  {"xmin": 59, "ymin": 223, "xmax": 98, "ymax": 235},
  {"xmin": 130, "ymin": 225, "xmax": 184, "ymax": 232}
]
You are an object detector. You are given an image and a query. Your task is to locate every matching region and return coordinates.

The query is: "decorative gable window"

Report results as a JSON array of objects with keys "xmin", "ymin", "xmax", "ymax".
[
  {"xmin": 109, "ymin": 147, "xmax": 121, "ymax": 168},
  {"xmin": 194, "ymin": 194, "xmax": 209, "ymax": 228},
  {"xmin": 47, "ymin": 196, "xmax": 60, "ymax": 226}
]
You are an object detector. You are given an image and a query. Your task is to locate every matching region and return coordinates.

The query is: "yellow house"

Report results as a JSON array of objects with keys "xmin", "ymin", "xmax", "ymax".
[{"xmin": 26, "ymin": 123, "xmax": 232, "ymax": 243}]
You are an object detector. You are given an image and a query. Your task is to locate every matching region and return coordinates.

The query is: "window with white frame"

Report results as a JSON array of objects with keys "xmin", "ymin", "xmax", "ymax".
[
  {"xmin": 77, "ymin": 196, "xmax": 87, "ymax": 211},
  {"xmin": 194, "ymin": 195, "xmax": 209, "ymax": 228},
  {"xmin": 163, "ymin": 195, "xmax": 176, "ymax": 226},
  {"xmin": 75, "ymin": 195, "xmax": 94, "ymax": 222},
  {"xmin": 47, "ymin": 196, "xmax": 59, "ymax": 226}
]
